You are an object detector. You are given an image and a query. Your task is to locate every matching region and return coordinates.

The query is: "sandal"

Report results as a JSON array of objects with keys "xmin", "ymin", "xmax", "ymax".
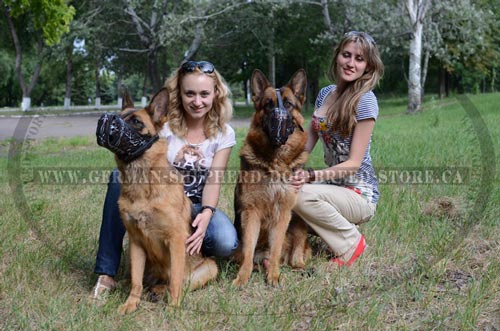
[
  {"xmin": 330, "ymin": 235, "xmax": 367, "ymax": 267},
  {"xmin": 91, "ymin": 275, "xmax": 116, "ymax": 305}
]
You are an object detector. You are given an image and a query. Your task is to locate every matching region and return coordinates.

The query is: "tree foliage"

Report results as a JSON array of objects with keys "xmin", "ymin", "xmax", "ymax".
[
  {"xmin": 4, "ymin": 0, "xmax": 75, "ymax": 46},
  {"xmin": 1, "ymin": 0, "xmax": 499, "ymax": 108}
]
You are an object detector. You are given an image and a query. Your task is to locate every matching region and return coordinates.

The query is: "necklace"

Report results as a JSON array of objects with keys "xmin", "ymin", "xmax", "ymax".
[{"xmin": 185, "ymin": 129, "xmax": 206, "ymax": 146}]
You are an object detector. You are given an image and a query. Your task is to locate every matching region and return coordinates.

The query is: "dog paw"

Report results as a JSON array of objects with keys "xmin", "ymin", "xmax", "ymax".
[
  {"xmin": 267, "ymin": 277, "xmax": 280, "ymax": 287},
  {"xmin": 232, "ymin": 275, "xmax": 249, "ymax": 287},
  {"xmin": 289, "ymin": 260, "xmax": 305, "ymax": 269},
  {"xmin": 118, "ymin": 298, "xmax": 140, "ymax": 315},
  {"xmin": 266, "ymin": 271, "xmax": 281, "ymax": 287}
]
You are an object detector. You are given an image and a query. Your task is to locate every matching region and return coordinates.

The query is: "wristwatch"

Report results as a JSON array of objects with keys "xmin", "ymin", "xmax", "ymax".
[{"xmin": 200, "ymin": 205, "xmax": 216, "ymax": 215}]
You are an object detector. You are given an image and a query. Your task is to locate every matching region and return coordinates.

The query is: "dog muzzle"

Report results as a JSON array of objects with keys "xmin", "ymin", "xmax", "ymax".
[
  {"xmin": 96, "ymin": 112, "xmax": 159, "ymax": 163},
  {"xmin": 263, "ymin": 89, "xmax": 296, "ymax": 146}
]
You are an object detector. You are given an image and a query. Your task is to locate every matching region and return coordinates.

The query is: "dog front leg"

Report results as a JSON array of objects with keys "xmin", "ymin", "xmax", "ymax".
[
  {"xmin": 168, "ymin": 236, "xmax": 186, "ymax": 306},
  {"xmin": 288, "ymin": 216, "xmax": 309, "ymax": 269},
  {"xmin": 267, "ymin": 211, "xmax": 292, "ymax": 286},
  {"xmin": 233, "ymin": 210, "xmax": 260, "ymax": 287},
  {"xmin": 118, "ymin": 240, "xmax": 146, "ymax": 314}
]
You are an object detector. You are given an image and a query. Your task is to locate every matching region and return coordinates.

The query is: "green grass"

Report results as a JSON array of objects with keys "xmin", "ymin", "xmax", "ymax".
[{"xmin": 1, "ymin": 94, "xmax": 499, "ymax": 330}]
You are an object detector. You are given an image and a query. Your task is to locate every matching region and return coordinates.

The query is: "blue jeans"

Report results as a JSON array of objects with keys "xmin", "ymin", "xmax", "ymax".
[{"xmin": 94, "ymin": 170, "xmax": 239, "ymax": 277}]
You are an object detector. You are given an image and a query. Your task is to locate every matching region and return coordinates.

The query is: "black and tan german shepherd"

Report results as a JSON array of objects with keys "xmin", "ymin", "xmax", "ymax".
[{"xmin": 233, "ymin": 69, "xmax": 311, "ymax": 287}]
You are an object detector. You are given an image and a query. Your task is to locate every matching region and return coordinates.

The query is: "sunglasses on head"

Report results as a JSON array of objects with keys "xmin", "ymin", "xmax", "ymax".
[
  {"xmin": 344, "ymin": 31, "xmax": 376, "ymax": 45},
  {"xmin": 180, "ymin": 61, "xmax": 215, "ymax": 74}
]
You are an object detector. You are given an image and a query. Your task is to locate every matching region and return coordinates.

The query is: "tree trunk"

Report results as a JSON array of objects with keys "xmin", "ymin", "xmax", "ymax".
[
  {"xmin": 125, "ymin": 1, "xmax": 163, "ymax": 94},
  {"xmin": 142, "ymin": 69, "xmax": 148, "ymax": 107},
  {"xmin": 267, "ymin": 9, "xmax": 276, "ymax": 86},
  {"xmin": 148, "ymin": 50, "xmax": 161, "ymax": 92},
  {"xmin": 64, "ymin": 47, "xmax": 73, "ymax": 110},
  {"xmin": 405, "ymin": 0, "xmax": 429, "ymax": 114},
  {"xmin": 445, "ymin": 71, "xmax": 450, "ymax": 97},
  {"xmin": 94, "ymin": 62, "xmax": 101, "ymax": 107},
  {"xmin": 3, "ymin": 4, "xmax": 44, "ymax": 111},
  {"xmin": 116, "ymin": 72, "xmax": 123, "ymax": 107},
  {"xmin": 407, "ymin": 23, "xmax": 423, "ymax": 113},
  {"xmin": 439, "ymin": 67, "xmax": 445, "ymax": 100},
  {"xmin": 491, "ymin": 66, "xmax": 496, "ymax": 93},
  {"xmin": 268, "ymin": 53, "xmax": 276, "ymax": 87},
  {"xmin": 320, "ymin": 0, "xmax": 335, "ymax": 36},
  {"xmin": 420, "ymin": 48, "xmax": 430, "ymax": 103},
  {"xmin": 183, "ymin": 5, "xmax": 204, "ymax": 63}
]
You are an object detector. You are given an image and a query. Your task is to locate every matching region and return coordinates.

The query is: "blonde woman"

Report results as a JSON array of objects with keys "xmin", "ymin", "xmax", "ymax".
[{"xmin": 291, "ymin": 32, "xmax": 384, "ymax": 267}]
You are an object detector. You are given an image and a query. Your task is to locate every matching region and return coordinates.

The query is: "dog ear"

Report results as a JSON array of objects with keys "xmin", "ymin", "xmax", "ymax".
[
  {"xmin": 287, "ymin": 69, "xmax": 307, "ymax": 105},
  {"xmin": 251, "ymin": 69, "xmax": 271, "ymax": 105},
  {"xmin": 148, "ymin": 88, "xmax": 169, "ymax": 125},
  {"xmin": 122, "ymin": 88, "xmax": 135, "ymax": 110}
]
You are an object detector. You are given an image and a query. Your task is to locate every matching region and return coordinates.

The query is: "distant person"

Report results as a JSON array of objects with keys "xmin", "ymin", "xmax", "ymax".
[
  {"xmin": 91, "ymin": 61, "xmax": 238, "ymax": 302},
  {"xmin": 290, "ymin": 31, "xmax": 384, "ymax": 267}
]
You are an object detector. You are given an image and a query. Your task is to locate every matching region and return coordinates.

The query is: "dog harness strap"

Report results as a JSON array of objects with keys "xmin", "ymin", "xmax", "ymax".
[{"xmin": 276, "ymin": 88, "xmax": 284, "ymax": 110}]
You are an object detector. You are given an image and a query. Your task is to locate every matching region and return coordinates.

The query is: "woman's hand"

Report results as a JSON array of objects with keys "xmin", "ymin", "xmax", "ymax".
[
  {"xmin": 289, "ymin": 168, "xmax": 307, "ymax": 192},
  {"xmin": 186, "ymin": 210, "xmax": 212, "ymax": 255}
]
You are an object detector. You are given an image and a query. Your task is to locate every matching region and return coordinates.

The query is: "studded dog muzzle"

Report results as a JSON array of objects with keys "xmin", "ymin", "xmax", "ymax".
[
  {"xmin": 96, "ymin": 112, "xmax": 159, "ymax": 163},
  {"xmin": 263, "ymin": 89, "xmax": 296, "ymax": 146}
]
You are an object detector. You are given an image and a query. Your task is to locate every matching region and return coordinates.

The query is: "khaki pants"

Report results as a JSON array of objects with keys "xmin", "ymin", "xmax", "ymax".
[{"xmin": 293, "ymin": 183, "xmax": 376, "ymax": 256}]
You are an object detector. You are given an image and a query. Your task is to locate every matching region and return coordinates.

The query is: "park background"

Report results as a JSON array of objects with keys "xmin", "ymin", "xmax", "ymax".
[
  {"xmin": 1, "ymin": 0, "xmax": 500, "ymax": 112},
  {"xmin": 1, "ymin": 0, "xmax": 499, "ymax": 330}
]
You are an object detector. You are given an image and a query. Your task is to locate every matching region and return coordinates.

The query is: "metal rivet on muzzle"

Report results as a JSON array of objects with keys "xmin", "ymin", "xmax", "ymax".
[
  {"xmin": 96, "ymin": 112, "xmax": 159, "ymax": 163},
  {"xmin": 264, "ymin": 89, "xmax": 295, "ymax": 146}
]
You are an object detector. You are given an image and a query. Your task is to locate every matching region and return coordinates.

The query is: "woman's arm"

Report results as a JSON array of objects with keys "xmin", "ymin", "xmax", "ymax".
[
  {"xmin": 186, "ymin": 146, "xmax": 232, "ymax": 255},
  {"xmin": 304, "ymin": 122, "xmax": 319, "ymax": 153}
]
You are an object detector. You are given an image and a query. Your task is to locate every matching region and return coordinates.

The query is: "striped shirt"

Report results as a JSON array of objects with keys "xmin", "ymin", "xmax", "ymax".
[{"xmin": 312, "ymin": 85, "xmax": 380, "ymax": 203}]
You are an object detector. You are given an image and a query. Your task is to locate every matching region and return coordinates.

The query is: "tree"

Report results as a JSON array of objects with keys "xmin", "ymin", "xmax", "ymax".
[
  {"xmin": 405, "ymin": 0, "xmax": 430, "ymax": 113},
  {"xmin": 0, "ymin": 0, "xmax": 75, "ymax": 110}
]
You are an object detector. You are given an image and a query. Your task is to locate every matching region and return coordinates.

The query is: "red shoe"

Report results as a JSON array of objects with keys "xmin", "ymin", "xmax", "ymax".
[{"xmin": 330, "ymin": 235, "xmax": 366, "ymax": 267}]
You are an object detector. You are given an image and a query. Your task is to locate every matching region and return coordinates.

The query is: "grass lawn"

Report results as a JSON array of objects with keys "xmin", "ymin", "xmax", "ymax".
[{"xmin": 0, "ymin": 93, "xmax": 498, "ymax": 330}]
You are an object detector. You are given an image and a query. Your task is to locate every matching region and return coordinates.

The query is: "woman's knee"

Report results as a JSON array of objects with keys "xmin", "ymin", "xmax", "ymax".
[
  {"xmin": 294, "ymin": 188, "xmax": 316, "ymax": 213},
  {"xmin": 204, "ymin": 212, "xmax": 238, "ymax": 257}
]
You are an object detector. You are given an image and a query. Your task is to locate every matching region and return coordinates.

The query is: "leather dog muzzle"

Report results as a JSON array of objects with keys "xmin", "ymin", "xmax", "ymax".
[
  {"xmin": 96, "ymin": 112, "xmax": 159, "ymax": 163},
  {"xmin": 263, "ymin": 89, "xmax": 295, "ymax": 146}
]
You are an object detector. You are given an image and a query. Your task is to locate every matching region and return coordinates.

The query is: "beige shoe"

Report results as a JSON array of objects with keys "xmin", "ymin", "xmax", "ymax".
[{"xmin": 91, "ymin": 275, "xmax": 116, "ymax": 305}]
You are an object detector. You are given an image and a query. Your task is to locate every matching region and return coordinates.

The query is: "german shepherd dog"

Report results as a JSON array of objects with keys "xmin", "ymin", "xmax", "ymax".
[
  {"xmin": 233, "ymin": 69, "xmax": 310, "ymax": 287},
  {"xmin": 96, "ymin": 88, "xmax": 217, "ymax": 314}
]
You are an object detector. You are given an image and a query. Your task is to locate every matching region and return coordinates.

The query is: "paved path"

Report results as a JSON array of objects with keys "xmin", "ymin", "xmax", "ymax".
[{"xmin": 0, "ymin": 113, "xmax": 250, "ymax": 141}]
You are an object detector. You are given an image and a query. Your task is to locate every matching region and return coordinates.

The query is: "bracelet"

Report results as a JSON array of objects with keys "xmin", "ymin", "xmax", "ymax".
[
  {"xmin": 307, "ymin": 168, "xmax": 316, "ymax": 183},
  {"xmin": 200, "ymin": 205, "xmax": 216, "ymax": 216}
]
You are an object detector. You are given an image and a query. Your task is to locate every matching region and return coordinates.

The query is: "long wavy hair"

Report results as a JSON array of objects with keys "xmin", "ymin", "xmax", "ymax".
[
  {"xmin": 165, "ymin": 66, "xmax": 233, "ymax": 139},
  {"xmin": 326, "ymin": 32, "xmax": 384, "ymax": 137}
]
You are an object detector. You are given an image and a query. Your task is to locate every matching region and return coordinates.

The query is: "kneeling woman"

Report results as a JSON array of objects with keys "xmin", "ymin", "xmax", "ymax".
[{"xmin": 291, "ymin": 31, "xmax": 384, "ymax": 267}]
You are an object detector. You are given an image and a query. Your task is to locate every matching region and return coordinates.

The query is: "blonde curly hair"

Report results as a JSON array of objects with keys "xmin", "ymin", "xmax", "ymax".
[{"xmin": 164, "ymin": 63, "xmax": 233, "ymax": 139}]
